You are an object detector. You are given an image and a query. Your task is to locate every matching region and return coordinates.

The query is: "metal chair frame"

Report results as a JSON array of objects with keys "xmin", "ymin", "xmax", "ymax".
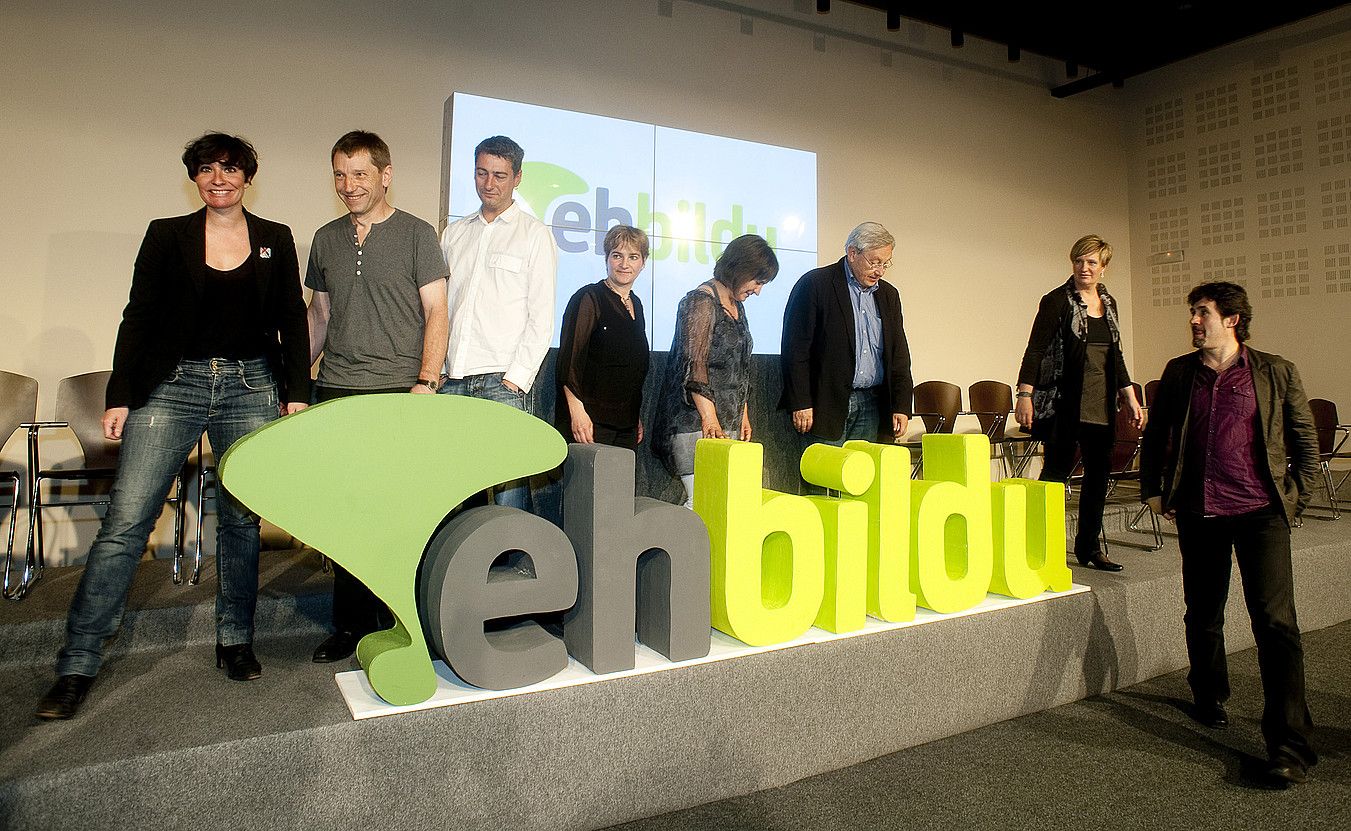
[
  {"xmin": 1307, "ymin": 398, "xmax": 1349, "ymax": 520},
  {"xmin": 966, "ymin": 380, "xmax": 1039, "ymax": 479},
  {"xmin": 22, "ymin": 372, "xmax": 187, "ymax": 595},
  {"xmin": 904, "ymin": 381, "xmax": 963, "ymax": 479},
  {"xmin": 1, "ymin": 370, "xmax": 39, "ymax": 600}
]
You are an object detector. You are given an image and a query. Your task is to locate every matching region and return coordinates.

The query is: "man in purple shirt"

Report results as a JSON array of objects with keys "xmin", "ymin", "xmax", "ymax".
[{"xmin": 1141, "ymin": 281, "xmax": 1320, "ymax": 789}]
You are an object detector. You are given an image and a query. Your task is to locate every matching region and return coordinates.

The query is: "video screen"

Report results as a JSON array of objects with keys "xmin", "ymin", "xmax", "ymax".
[{"xmin": 443, "ymin": 93, "xmax": 818, "ymax": 353}]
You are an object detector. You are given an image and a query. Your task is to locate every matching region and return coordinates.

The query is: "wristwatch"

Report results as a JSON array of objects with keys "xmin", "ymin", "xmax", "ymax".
[
  {"xmin": 416, "ymin": 378, "xmax": 438, "ymax": 391},
  {"xmin": 1015, "ymin": 391, "xmax": 1033, "ymax": 399}
]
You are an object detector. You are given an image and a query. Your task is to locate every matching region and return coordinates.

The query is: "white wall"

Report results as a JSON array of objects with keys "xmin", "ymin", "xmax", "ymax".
[
  {"xmin": 1123, "ymin": 8, "xmax": 1351, "ymax": 404},
  {"xmin": 1, "ymin": 0, "xmax": 1131, "ymax": 562}
]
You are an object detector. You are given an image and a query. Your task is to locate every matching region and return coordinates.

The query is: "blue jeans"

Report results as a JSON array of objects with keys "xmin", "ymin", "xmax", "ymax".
[
  {"xmin": 799, "ymin": 389, "xmax": 881, "ymax": 494},
  {"xmin": 438, "ymin": 372, "xmax": 531, "ymax": 511},
  {"xmin": 57, "ymin": 359, "xmax": 279, "ymax": 677}
]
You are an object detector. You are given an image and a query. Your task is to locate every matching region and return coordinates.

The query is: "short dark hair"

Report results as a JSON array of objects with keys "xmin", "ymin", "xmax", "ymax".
[
  {"xmin": 1187, "ymin": 281, "xmax": 1253, "ymax": 342},
  {"xmin": 182, "ymin": 133, "xmax": 258, "ymax": 182},
  {"xmin": 713, "ymin": 234, "xmax": 778, "ymax": 289},
  {"xmin": 331, "ymin": 131, "xmax": 391, "ymax": 170},
  {"xmin": 475, "ymin": 135, "xmax": 524, "ymax": 174}
]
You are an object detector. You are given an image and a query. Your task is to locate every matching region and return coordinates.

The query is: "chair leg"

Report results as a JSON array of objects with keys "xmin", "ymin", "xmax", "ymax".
[
  {"xmin": 172, "ymin": 468, "xmax": 188, "ymax": 584},
  {"xmin": 191, "ymin": 463, "xmax": 208, "ymax": 585},
  {"xmin": 1323, "ymin": 461, "xmax": 1341, "ymax": 520},
  {"xmin": 19, "ymin": 477, "xmax": 45, "ymax": 600},
  {"xmin": 2, "ymin": 475, "xmax": 27, "ymax": 600},
  {"xmin": 1148, "ymin": 509, "xmax": 1164, "ymax": 550}
]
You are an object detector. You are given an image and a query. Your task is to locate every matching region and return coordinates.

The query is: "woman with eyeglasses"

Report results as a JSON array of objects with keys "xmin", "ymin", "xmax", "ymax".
[
  {"xmin": 1015, "ymin": 234, "xmax": 1143, "ymax": 572},
  {"xmin": 652, "ymin": 233, "xmax": 779, "ymax": 508},
  {"xmin": 554, "ymin": 225, "xmax": 651, "ymax": 450}
]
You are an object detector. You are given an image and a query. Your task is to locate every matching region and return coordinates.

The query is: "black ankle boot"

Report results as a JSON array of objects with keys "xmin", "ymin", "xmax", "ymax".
[
  {"xmin": 216, "ymin": 643, "xmax": 263, "ymax": 681},
  {"xmin": 36, "ymin": 674, "xmax": 95, "ymax": 720}
]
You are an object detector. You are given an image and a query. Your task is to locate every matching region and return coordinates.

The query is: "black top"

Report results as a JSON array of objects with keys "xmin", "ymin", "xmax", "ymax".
[
  {"xmin": 107, "ymin": 208, "xmax": 310, "ymax": 409},
  {"xmin": 184, "ymin": 259, "xmax": 269, "ymax": 361},
  {"xmin": 652, "ymin": 283, "xmax": 752, "ymax": 473},
  {"xmin": 554, "ymin": 281, "xmax": 650, "ymax": 435},
  {"xmin": 1080, "ymin": 315, "xmax": 1111, "ymax": 426}
]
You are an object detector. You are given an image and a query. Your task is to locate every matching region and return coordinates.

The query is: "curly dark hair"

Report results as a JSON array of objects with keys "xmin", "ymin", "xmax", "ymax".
[{"xmin": 182, "ymin": 133, "xmax": 258, "ymax": 182}]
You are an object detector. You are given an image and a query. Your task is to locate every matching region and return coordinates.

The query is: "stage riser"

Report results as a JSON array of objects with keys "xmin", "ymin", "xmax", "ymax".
[{"xmin": 4, "ymin": 533, "xmax": 1349, "ymax": 831}]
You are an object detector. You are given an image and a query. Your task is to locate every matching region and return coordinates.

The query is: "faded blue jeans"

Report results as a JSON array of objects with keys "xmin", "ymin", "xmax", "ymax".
[
  {"xmin": 437, "ymin": 372, "xmax": 531, "ymax": 512},
  {"xmin": 57, "ymin": 359, "xmax": 279, "ymax": 677}
]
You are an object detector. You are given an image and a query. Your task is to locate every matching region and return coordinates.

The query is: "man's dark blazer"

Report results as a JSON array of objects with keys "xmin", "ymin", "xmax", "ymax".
[
  {"xmin": 778, "ymin": 257, "xmax": 913, "ymax": 442},
  {"xmin": 106, "ymin": 208, "xmax": 310, "ymax": 410},
  {"xmin": 1139, "ymin": 346, "xmax": 1319, "ymax": 526}
]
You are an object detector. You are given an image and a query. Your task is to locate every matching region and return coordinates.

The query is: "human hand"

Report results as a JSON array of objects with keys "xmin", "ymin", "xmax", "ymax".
[
  {"xmin": 284, "ymin": 402, "xmax": 308, "ymax": 415},
  {"xmin": 571, "ymin": 410, "xmax": 595, "ymax": 444},
  {"xmin": 701, "ymin": 418, "xmax": 727, "ymax": 439},
  {"xmin": 502, "ymin": 379, "xmax": 522, "ymax": 394},
  {"xmin": 892, "ymin": 413, "xmax": 910, "ymax": 440},
  {"xmin": 102, "ymin": 407, "xmax": 130, "ymax": 440},
  {"xmin": 1014, "ymin": 397, "xmax": 1033, "ymax": 431},
  {"xmin": 636, "ymin": 419, "xmax": 644, "ymax": 445},
  {"xmin": 792, "ymin": 408, "xmax": 813, "ymax": 434}
]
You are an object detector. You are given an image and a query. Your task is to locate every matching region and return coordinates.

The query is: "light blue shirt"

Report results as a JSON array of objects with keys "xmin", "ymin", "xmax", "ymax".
[{"xmin": 843, "ymin": 260, "xmax": 883, "ymax": 389}]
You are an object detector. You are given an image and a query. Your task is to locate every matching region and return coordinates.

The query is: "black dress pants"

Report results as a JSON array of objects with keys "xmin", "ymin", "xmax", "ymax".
[
  {"xmin": 1039, "ymin": 421, "xmax": 1113, "ymax": 559},
  {"xmin": 1175, "ymin": 505, "xmax": 1316, "ymax": 766},
  {"xmin": 315, "ymin": 385, "xmax": 405, "ymax": 635}
]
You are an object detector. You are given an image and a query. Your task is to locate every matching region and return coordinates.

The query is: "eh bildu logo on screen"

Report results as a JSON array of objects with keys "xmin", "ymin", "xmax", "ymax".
[{"xmin": 515, "ymin": 161, "xmax": 781, "ymax": 258}]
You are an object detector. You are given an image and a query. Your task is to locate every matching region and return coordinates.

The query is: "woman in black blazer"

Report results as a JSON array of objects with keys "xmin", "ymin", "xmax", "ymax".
[
  {"xmin": 37, "ymin": 134, "xmax": 310, "ymax": 720},
  {"xmin": 1014, "ymin": 234, "xmax": 1143, "ymax": 572}
]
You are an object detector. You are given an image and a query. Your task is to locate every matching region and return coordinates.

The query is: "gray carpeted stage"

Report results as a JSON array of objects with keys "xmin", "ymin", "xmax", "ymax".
[{"xmin": 1, "ymin": 507, "xmax": 1349, "ymax": 831}]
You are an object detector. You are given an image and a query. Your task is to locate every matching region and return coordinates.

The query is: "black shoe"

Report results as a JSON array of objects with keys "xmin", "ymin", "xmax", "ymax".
[
  {"xmin": 312, "ymin": 630, "xmax": 361, "ymax": 663},
  {"xmin": 1077, "ymin": 552, "xmax": 1124, "ymax": 572},
  {"xmin": 1263, "ymin": 759, "xmax": 1308, "ymax": 788},
  {"xmin": 216, "ymin": 643, "xmax": 263, "ymax": 681},
  {"xmin": 1191, "ymin": 701, "xmax": 1229, "ymax": 728},
  {"xmin": 35, "ymin": 674, "xmax": 94, "ymax": 720}
]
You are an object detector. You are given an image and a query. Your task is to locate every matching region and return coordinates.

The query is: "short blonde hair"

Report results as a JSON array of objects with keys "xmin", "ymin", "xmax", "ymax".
[{"xmin": 1070, "ymin": 234, "xmax": 1112, "ymax": 267}]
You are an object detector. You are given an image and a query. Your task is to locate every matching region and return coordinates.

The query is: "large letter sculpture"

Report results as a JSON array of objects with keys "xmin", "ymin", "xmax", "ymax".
[
  {"xmin": 218, "ymin": 395, "xmax": 566, "ymax": 705},
  {"xmin": 561, "ymin": 444, "xmax": 712, "ymax": 673},
  {"xmin": 908, "ymin": 434, "xmax": 995, "ymax": 614},
  {"xmin": 420, "ymin": 506, "xmax": 579, "ymax": 690},
  {"xmin": 991, "ymin": 478, "xmax": 1071, "ymax": 597},
  {"xmin": 697, "ymin": 439, "xmax": 825, "ymax": 646}
]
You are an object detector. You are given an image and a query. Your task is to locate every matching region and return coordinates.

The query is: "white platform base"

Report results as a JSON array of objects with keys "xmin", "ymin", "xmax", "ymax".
[{"xmin": 336, "ymin": 584, "xmax": 1092, "ymax": 719}]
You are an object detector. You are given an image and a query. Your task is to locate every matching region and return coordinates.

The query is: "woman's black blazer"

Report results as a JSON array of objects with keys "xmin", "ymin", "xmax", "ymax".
[{"xmin": 106, "ymin": 208, "xmax": 310, "ymax": 410}]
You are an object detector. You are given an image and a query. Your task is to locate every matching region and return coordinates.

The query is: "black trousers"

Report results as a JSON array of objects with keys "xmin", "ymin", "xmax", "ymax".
[
  {"xmin": 1039, "ymin": 421, "xmax": 1113, "ymax": 559},
  {"xmin": 314, "ymin": 384, "xmax": 406, "ymax": 635},
  {"xmin": 1175, "ymin": 505, "xmax": 1316, "ymax": 766}
]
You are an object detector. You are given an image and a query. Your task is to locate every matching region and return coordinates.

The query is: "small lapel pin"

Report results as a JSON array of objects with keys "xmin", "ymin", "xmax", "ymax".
[{"xmin": 259, "ymin": 247, "xmax": 272, "ymax": 259}]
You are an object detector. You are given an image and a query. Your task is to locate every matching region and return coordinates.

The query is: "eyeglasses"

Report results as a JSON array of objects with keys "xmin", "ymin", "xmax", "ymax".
[{"xmin": 857, "ymin": 255, "xmax": 892, "ymax": 273}]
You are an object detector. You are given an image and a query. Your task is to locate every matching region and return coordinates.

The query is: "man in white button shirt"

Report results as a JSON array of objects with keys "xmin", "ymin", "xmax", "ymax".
[{"xmin": 440, "ymin": 135, "xmax": 558, "ymax": 511}]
